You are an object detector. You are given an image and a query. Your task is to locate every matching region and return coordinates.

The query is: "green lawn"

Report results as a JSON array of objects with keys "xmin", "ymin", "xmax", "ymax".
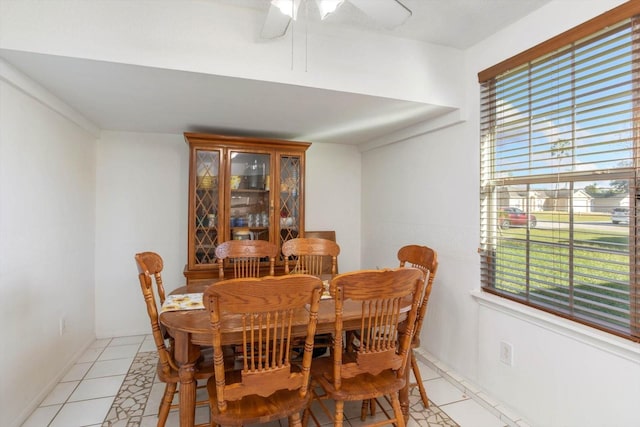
[{"xmin": 492, "ymin": 218, "xmax": 631, "ymax": 330}]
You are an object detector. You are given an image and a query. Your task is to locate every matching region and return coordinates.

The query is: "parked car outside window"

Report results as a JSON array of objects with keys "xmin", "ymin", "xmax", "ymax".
[
  {"xmin": 611, "ymin": 207, "xmax": 630, "ymax": 224},
  {"xmin": 499, "ymin": 207, "xmax": 537, "ymax": 229}
]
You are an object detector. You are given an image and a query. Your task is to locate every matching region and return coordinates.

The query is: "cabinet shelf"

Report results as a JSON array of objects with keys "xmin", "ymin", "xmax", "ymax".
[
  {"xmin": 231, "ymin": 188, "xmax": 269, "ymax": 193},
  {"xmin": 229, "ymin": 226, "xmax": 269, "ymax": 230}
]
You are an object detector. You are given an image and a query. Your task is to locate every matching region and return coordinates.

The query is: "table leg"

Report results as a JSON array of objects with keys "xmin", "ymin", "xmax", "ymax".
[
  {"xmin": 178, "ymin": 363, "xmax": 197, "ymax": 427},
  {"xmin": 173, "ymin": 330, "xmax": 200, "ymax": 427}
]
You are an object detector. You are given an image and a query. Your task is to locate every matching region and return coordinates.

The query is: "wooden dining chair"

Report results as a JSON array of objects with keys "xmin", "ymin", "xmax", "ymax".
[
  {"xmin": 282, "ymin": 237, "xmax": 340, "ymax": 357},
  {"xmin": 361, "ymin": 244, "xmax": 439, "ymax": 418},
  {"xmin": 202, "ymin": 274, "xmax": 323, "ymax": 426},
  {"xmin": 215, "ymin": 239, "xmax": 278, "ymax": 279},
  {"xmin": 302, "ymin": 230, "xmax": 339, "ymax": 275},
  {"xmin": 302, "ymin": 268, "xmax": 424, "ymax": 427},
  {"xmin": 282, "ymin": 237, "xmax": 340, "ymax": 277},
  {"xmin": 134, "ymin": 252, "xmax": 213, "ymax": 427},
  {"xmin": 397, "ymin": 244, "xmax": 438, "ymax": 408}
]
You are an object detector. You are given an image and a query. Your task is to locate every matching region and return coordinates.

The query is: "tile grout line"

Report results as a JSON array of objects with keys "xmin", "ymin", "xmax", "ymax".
[
  {"xmin": 413, "ymin": 348, "xmax": 531, "ymax": 427},
  {"xmin": 45, "ymin": 339, "xmax": 112, "ymax": 427}
]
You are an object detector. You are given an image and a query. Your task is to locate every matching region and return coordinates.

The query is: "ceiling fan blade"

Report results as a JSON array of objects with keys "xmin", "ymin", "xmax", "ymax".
[
  {"xmin": 260, "ymin": 2, "xmax": 293, "ymax": 39},
  {"xmin": 348, "ymin": 0, "xmax": 412, "ymax": 29}
]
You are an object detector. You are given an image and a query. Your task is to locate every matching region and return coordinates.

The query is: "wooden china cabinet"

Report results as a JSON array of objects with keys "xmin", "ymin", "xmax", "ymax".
[{"xmin": 183, "ymin": 132, "xmax": 310, "ymax": 285}]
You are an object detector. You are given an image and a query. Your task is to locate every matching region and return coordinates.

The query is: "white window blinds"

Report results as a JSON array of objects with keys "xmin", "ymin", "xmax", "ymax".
[{"xmin": 479, "ymin": 10, "xmax": 640, "ymax": 340}]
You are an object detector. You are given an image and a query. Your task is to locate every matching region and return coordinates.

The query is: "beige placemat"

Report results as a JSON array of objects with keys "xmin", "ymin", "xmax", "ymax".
[{"xmin": 161, "ymin": 293, "xmax": 204, "ymax": 312}]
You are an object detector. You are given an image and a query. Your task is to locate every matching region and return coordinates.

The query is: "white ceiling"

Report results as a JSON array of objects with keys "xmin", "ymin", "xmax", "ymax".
[
  {"xmin": 225, "ymin": 0, "xmax": 550, "ymax": 49},
  {"xmin": 0, "ymin": 0, "xmax": 551, "ymax": 145}
]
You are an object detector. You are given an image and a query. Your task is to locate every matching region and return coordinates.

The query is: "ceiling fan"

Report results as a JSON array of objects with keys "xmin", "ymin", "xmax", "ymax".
[{"xmin": 261, "ymin": 0, "xmax": 412, "ymax": 40}]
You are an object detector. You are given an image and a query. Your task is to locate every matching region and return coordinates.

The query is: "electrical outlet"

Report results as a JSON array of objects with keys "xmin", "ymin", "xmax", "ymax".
[
  {"xmin": 500, "ymin": 341, "xmax": 513, "ymax": 366},
  {"xmin": 59, "ymin": 316, "xmax": 66, "ymax": 336}
]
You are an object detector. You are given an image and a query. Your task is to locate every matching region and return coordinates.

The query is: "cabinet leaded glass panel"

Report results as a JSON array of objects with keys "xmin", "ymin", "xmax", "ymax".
[{"xmin": 194, "ymin": 150, "xmax": 220, "ymax": 265}]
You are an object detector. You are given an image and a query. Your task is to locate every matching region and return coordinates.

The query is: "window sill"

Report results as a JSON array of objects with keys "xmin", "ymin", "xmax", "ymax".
[{"xmin": 471, "ymin": 290, "xmax": 640, "ymax": 364}]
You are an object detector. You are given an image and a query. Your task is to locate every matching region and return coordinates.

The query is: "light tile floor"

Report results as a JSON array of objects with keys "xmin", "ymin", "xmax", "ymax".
[{"xmin": 22, "ymin": 335, "xmax": 531, "ymax": 427}]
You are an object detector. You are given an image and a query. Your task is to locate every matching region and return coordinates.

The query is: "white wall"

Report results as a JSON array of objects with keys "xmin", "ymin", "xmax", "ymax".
[
  {"xmin": 94, "ymin": 131, "xmax": 188, "ymax": 338},
  {"xmin": 305, "ymin": 142, "xmax": 361, "ymax": 273},
  {"xmin": 361, "ymin": 1, "xmax": 640, "ymax": 426},
  {"xmin": 361, "ymin": 121, "xmax": 479, "ymax": 374},
  {"xmin": 94, "ymin": 132, "xmax": 361, "ymax": 338},
  {"xmin": 0, "ymin": 63, "xmax": 97, "ymax": 426}
]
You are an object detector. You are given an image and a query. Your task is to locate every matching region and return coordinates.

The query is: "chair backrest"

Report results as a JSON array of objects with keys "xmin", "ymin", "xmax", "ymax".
[
  {"xmin": 215, "ymin": 240, "xmax": 278, "ymax": 279},
  {"xmin": 282, "ymin": 237, "xmax": 340, "ymax": 278},
  {"xmin": 329, "ymin": 268, "xmax": 423, "ymax": 390},
  {"xmin": 203, "ymin": 274, "xmax": 323, "ymax": 411},
  {"xmin": 303, "ymin": 230, "xmax": 339, "ymax": 274},
  {"xmin": 397, "ymin": 245, "xmax": 438, "ymax": 341},
  {"xmin": 134, "ymin": 252, "xmax": 178, "ymax": 375}
]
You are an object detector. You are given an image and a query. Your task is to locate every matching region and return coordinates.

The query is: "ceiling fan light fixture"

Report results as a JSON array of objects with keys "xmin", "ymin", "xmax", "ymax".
[
  {"xmin": 271, "ymin": 0, "xmax": 301, "ymax": 20},
  {"xmin": 315, "ymin": 0, "xmax": 345, "ymax": 20},
  {"xmin": 261, "ymin": 0, "xmax": 412, "ymax": 40}
]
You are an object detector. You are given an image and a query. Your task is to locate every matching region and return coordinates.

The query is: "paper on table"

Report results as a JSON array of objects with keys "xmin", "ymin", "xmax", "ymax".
[{"xmin": 161, "ymin": 293, "xmax": 204, "ymax": 313}]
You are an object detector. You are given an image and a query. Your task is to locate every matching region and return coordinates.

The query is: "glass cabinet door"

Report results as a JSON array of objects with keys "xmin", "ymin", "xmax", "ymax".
[
  {"xmin": 229, "ymin": 151, "xmax": 271, "ymax": 242},
  {"xmin": 194, "ymin": 150, "xmax": 221, "ymax": 265},
  {"xmin": 279, "ymin": 155, "xmax": 302, "ymax": 250}
]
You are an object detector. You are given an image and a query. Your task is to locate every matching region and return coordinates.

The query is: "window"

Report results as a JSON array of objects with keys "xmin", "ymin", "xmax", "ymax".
[{"xmin": 479, "ymin": 2, "xmax": 640, "ymax": 341}]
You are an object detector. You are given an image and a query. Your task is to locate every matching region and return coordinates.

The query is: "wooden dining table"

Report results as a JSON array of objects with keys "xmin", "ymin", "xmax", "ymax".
[{"xmin": 160, "ymin": 282, "xmax": 413, "ymax": 427}]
